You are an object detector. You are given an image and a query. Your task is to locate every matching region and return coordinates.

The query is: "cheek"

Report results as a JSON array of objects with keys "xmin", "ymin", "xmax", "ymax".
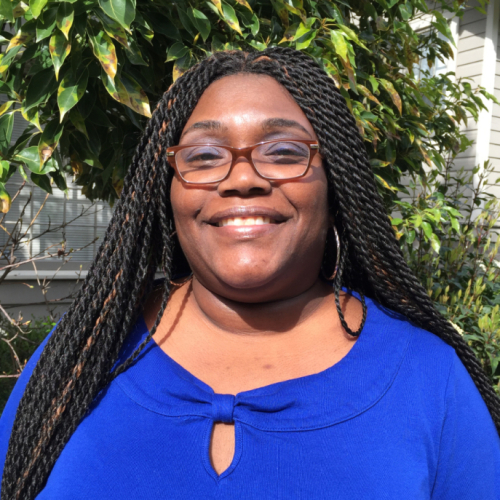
[
  {"xmin": 286, "ymin": 167, "xmax": 329, "ymax": 230},
  {"xmin": 170, "ymin": 177, "xmax": 202, "ymax": 227}
]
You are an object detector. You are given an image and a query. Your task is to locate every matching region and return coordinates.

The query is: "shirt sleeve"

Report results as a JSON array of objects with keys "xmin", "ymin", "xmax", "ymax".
[
  {"xmin": 431, "ymin": 353, "xmax": 500, "ymax": 500},
  {"xmin": 0, "ymin": 321, "xmax": 58, "ymax": 478}
]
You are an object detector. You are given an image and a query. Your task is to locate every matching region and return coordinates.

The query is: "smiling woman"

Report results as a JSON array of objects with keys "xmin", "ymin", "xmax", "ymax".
[{"xmin": 0, "ymin": 48, "xmax": 499, "ymax": 500}]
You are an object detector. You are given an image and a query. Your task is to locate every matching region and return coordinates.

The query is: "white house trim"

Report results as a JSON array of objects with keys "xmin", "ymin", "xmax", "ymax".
[{"xmin": 474, "ymin": 0, "xmax": 500, "ymax": 189}]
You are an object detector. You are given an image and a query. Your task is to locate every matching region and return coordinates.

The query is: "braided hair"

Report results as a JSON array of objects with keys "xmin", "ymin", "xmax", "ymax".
[{"xmin": 2, "ymin": 47, "xmax": 499, "ymax": 499}]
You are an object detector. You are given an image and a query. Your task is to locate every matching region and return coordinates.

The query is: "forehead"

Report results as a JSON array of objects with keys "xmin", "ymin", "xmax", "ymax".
[{"xmin": 182, "ymin": 73, "xmax": 314, "ymax": 134}]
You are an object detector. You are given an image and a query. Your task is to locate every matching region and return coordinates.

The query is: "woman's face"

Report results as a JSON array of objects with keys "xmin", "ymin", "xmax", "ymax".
[{"xmin": 170, "ymin": 73, "xmax": 329, "ymax": 303}]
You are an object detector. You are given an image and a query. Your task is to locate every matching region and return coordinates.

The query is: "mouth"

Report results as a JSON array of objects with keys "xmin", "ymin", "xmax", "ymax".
[
  {"xmin": 216, "ymin": 216, "xmax": 277, "ymax": 227},
  {"xmin": 206, "ymin": 207, "xmax": 289, "ymax": 228}
]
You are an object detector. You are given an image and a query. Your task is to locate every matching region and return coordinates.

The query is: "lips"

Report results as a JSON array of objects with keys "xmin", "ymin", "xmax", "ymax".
[{"xmin": 206, "ymin": 207, "xmax": 289, "ymax": 227}]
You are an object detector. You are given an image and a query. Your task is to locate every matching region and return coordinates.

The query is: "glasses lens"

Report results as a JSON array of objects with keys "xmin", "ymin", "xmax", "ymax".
[
  {"xmin": 252, "ymin": 141, "xmax": 310, "ymax": 179},
  {"xmin": 176, "ymin": 145, "xmax": 232, "ymax": 183}
]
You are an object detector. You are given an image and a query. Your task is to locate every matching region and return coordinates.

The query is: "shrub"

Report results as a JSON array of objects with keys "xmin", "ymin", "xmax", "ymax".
[
  {"xmin": 392, "ymin": 162, "xmax": 500, "ymax": 393},
  {"xmin": 0, "ymin": 315, "xmax": 56, "ymax": 411},
  {"xmin": 0, "ymin": 0, "xmax": 491, "ymax": 207}
]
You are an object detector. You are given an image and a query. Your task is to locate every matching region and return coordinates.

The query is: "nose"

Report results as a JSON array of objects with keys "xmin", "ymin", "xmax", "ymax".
[{"xmin": 217, "ymin": 156, "xmax": 272, "ymax": 197}]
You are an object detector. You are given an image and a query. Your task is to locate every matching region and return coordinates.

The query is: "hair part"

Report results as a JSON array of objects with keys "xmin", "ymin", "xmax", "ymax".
[{"xmin": 2, "ymin": 48, "xmax": 499, "ymax": 500}]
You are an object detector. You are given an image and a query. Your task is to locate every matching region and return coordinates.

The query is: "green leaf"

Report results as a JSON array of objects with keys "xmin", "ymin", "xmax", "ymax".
[
  {"xmin": 56, "ymin": 2, "xmax": 74, "ymax": 40},
  {"xmin": 0, "ymin": 100, "xmax": 14, "ymax": 117},
  {"xmin": 430, "ymin": 233, "xmax": 441, "ymax": 254},
  {"xmin": 0, "ymin": 112, "xmax": 13, "ymax": 154},
  {"xmin": 124, "ymin": 32, "xmax": 147, "ymax": 66},
  {"xmin": 399, "ymin": 3, "xmax": 412, "ymax": 20},
  {"xmin": 57, "ymin": 67, "xmax": 88, "ymax": 121},
  {"xmin": 272, "ymin": 0, "xmax": 289, "ymax": 26},
  {"xmin": 422, "ymin": 221, "xmax": 433, "ymax": 239},
  {"xmin": 413, "ymin": 214, "xmax": 423, "ymax": 228},
  {"xmin": 177, "ymin": 7, "xmax": 196, "ymax": 38},
  {"xmin": 30, "ymin": 172, "xmax": 52, "ymax": 193},
  {"xmin": 190, "ymin": 8, "xmax": 211, "ymax": 42},
  {"xmin": 71, "ymin": 132, "xmax": 102, "ymax": 169},
  {"xmin": 29, "ymin": 0, "xmax": 48, "ymax": 19},
  {"xmin": 142, "ymin": 12, "xmax": 180, "ymax": 41},
  {"xmin": 15, "ymin": 146, "xmax": 57, "ymax": 174},
  {"xmin": 0, "ymin": 0, "xmax": 14, "ymax": 22},
  {"xmin": 101, "ymin": 69, "xmax": 151, "ymax": 117},
  {"xmin": 431, "ymin": 13, "xmax": 455, "ymax": 46},
  {"xmin": 24, "ymin": 67, "xmax": 57, "ymax": 112},
  {"xmin": 88, "ymin": 28, "xmax": 117, "ymax": 80},
  {"xmin": 210, "ymin": 0, "xmax": 223, "ymax": 16},
  {"xmin": 38, "ymin": 119, "xmax": 63, "ymax": 164},
  {"xmin": 380, "ymin": 79, "xmax": 402, "ymax": 114},
  {"xmin": 0, "ymin": 182, "xmax": 11, "ymax": 213},
  {"xmin": 222, "ymin": 2, "xmax": 242, "ymax": 36},
  {"xmin": 0, "ymin": 160, "xmax": 9, "ymax": 177},
  {"xmin": 330, "ymin": 29, "xmax": 348, "ymax": 62},
  {"xmin": 337, "ymin": 24, "xmax": 368, "ymax": 50},
  {"xmin": 172, "ymin": 53, "xmax": 190, "ymax": 82},
  {"xmin": 50, "ymin": 169, "xmax": 67, "ymax": 191},
  {"xmin": 235, "ymin": 0, "xmax": 252, "ymax": 11},
  {"xmin": 0, "ymin": 45, "xmax": 22, "ymax": 74},
  {"xmin": 248, "ymin": 40, "xmax": 266, "ymax": 51},
  {"xmin": 12, "ymin": 1, "xmax": 28, "ymax": 17},
  {"xmin": 240, "ymin": 10, "xmax": 259, "ymax": 36},
  {"xmin": 166, "ymin": 42, "xmax": 189, "ymax": 62},
  {"xmin": 98, "ymin": 0, "xmax": 135, "ymax": 29},
  {"xmin": 36, "ymin": 6, "xmax": 58, "ymax": 42},
  {"xmin": 69, "ymin": 106, "xmax": 88, "ymax": 137},
  {"xmin": 49, "ymin": 29, "xmax": 71, "ymax": 80},
  {"xmin": 95, "ymin": 9, "xmax": 129, "ymax": 49},
  {"xmin": 358, "ymin": 84, "xmax": 380, "ymax": 105},
  {"xmin": 6, "ymin": 29, "xmax": 33, "ymax": 52},
  {"xmin": 21, "ymin": 107, "xmax": 42, "ymax": 132},
  {"xmin": 295, "ymin": 29, "xmax": 316, "ymax": 50},
  {"xmin": 391, "ymin": 218, "xmax": 403, "ymax": 225},
  {"xmin": 280, "ymin": 22, "xmax": 299, "ymax": 43}
]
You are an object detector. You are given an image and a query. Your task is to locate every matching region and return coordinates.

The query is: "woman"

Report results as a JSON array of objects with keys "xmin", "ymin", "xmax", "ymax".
[{"xmin": 0, "ymin": 48, "xmax": 498, "ymax": 499}]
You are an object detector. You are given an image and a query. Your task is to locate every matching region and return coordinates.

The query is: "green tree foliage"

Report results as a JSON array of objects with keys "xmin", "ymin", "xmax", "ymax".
[
  {"xmin": 0, "ymin": 0, "xmax": 492, "ymax": 205},
  {"xmin": 393, "ymin": 161, "xmax": 500, "ymax": 394},
  {"xmin": 0, "ymin": 0, "xmax": 497, "ymax": 398}
]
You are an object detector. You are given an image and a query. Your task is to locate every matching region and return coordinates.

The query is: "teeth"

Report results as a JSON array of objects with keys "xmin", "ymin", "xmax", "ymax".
[{"xmin": 218, "ymin": 216, "xmax": 273, "ymax": 227}]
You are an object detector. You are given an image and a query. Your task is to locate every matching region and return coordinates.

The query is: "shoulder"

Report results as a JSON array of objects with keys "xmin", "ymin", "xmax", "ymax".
[
  {"xmin": 364, "ymin": 294, "xmax": 457, "ymax": 374},
  {"xmin": 364, "ymin": 296, "xmax": 463, "ymax": 404},
  {"xmin": 366, "ymin": 296, "xmax": 497, "ymax": 425}
]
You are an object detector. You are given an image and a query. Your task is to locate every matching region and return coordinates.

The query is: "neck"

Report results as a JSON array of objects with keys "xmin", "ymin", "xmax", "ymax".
[{"xmin": 189, "ymin": 276, "xmax": 333, "ymax": 336}]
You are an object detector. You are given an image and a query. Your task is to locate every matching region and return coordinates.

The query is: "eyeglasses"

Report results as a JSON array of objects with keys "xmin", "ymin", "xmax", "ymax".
[{"xmin": 166, "ymin": 139, "xmax": 320, "ymax": 184}]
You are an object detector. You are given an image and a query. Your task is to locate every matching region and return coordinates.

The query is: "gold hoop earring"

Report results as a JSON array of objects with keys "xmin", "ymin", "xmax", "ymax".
[{"xmin": 321, "ymin": 224, "xmax": 341, "ymax": 281}]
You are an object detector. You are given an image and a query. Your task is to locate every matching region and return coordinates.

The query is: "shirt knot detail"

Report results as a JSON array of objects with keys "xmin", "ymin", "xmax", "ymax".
[{"xmin": 211, "ymin": 393, "xmax": 235, "ymax": 423}]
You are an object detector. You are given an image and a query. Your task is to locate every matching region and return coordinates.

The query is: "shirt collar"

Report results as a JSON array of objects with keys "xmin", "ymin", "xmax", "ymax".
[{"xmin": 115, "ymin": 293, "xmax": 413, "ymax": 431}]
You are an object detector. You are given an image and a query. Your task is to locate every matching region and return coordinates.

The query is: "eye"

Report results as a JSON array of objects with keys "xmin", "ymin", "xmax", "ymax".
[
  {"xmin": 184, "ymin": 146, "xmax": 226, "ymax": 163},
  {"xmin": 257, "ymin": 142, "xmax": 309, "ymax": 164}
]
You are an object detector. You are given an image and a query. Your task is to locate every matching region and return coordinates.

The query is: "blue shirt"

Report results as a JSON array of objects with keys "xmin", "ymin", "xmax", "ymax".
[{"xmin": 0, "ymin": 295, "xmax": 499, "ymax": 499}]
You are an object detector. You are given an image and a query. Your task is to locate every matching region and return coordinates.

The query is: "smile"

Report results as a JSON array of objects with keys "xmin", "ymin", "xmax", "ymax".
[{"xmin": 217, "ymin": 217, "xmax": 276, "ymax": 227}]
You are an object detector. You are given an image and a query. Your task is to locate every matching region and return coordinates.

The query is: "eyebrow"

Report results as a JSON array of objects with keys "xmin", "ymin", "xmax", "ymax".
[
  {"xmin": 180, "ymin": 117, "xmax": 313, "ymax": 139},
  {"xmin": 262, "ymin": 118, "xmax": 312, "ymax": 137},
  {"xmin": 181, "ymin": 120, "xmax": 228, "ymax": 138}
]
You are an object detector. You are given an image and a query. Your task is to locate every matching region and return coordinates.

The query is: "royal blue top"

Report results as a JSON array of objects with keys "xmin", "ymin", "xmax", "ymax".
[{"xmin": 0, "ymin": 295, "xmax": 499, "ymax": 499}]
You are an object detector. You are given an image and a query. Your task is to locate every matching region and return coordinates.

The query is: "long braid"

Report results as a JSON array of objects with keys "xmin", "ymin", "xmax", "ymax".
[
  {"xmin": 2, "ymin": 48, "xmax": 499, "ymax": 499},
  {"xmin": 247, "ymin": 47, "xmax": 500, "ymax": 429}
]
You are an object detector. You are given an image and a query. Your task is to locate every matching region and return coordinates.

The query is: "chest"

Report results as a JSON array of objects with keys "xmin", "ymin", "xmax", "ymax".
[{"xmin": 36, "ymin": 385, "xmax": 439, "ymax": 500}]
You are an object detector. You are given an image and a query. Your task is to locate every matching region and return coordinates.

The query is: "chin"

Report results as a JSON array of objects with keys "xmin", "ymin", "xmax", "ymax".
[{"xmin": 212, "ymin": 267, "xmax": 281, "ymax": 297}]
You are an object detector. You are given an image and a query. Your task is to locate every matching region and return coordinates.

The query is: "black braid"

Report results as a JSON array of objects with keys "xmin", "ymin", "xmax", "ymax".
[{"xmin": 2, "ymin": 48, "xmax": 499, "ymax": 500}]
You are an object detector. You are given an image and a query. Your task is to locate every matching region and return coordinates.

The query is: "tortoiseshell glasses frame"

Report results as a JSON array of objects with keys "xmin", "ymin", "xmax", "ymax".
[{"xmin": 166, "ymin": 139, "xmax": 320, "ymax": 185}]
